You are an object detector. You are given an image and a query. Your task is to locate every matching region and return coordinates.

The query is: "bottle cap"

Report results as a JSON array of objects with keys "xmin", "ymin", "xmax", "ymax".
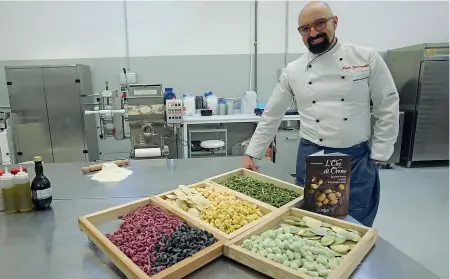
[
  {"xmin": 164, "ymin": 92, "xmax": 176, "ymax": 100},
  {"xmin": 0, "ymin": 167, "xmax": 14, "ymax": 180},
  {"xmin": 15, "ymin": 166, "xmax": 29, "ymax": 179},
  {"xmin": 10, "ymin": 166, "xmax": 27, "ymax": 175},
  {"xmin": 34, "ymin": 156, "xmax": 42, "ymax": 162}
]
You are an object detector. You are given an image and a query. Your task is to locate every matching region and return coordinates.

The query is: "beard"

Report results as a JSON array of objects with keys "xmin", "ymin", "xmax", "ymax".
[{"xmin": 307, "ymin": 33, "xmax": 333, "ymax": 54}]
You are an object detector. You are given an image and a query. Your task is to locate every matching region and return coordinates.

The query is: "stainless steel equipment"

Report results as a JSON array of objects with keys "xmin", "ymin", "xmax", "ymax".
[
  {"xmin": 280, "ymin": 120, "xmax": 300, "ymax": 130},
  {"xmin": 97, "ymin": 82, "xmax": 126, "ymax": 140},
  {"xmin": 275, "ymin": 129, "xmax": 300, "ymax": 175},
  {"xmin": 125, "ymin": 84, "xmax": 169, "ymax": 158},
  {"xmin": 0, "ymin": 111, "xmax": 10, "ymax": 131},
  {"xmin": 5, "ymin": 65, "xmax": 99, "ymax": 163},
  {"xmin": 386, "ymin": 43, "xmax": 449, "ymax": 167}
]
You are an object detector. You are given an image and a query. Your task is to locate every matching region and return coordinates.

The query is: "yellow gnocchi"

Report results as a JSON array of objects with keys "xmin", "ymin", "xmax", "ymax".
[{"xmin": 199, "ymin": 185, "xmax": 264, "ymax": 234}]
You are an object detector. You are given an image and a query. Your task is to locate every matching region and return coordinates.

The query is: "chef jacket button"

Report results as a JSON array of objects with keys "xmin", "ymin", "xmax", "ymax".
[
  {"xmin": 312, "ymin": 100, "xmax": 316, "ymax": 104},
  {"xmin": 339, "ymin": 58, "xmax": 343, "ymax": 61},
  {"xmin": 309, "ymin": 81, "xmax": 312, "ymax": 85},
  {"xmin": 319, "ymin": 138, "xmax": 323, "ymax": 142},
  {"xmin": 344, "ymin": 118, "xmax": 348, "ymax": 121},
  {"xmin": 308, "ymin": 64, "xmax": 312, "ymax": 68},
  {"xmin": 341, "ymin": 76, "xmax": 345, "ymax": 79},
  {"xmin": 316, "ymin": 119, "xmax": 320, "ymax": 123},
  {"xmin": 341, "ymin": 98, "xmax": 345, "ymax": 101}
]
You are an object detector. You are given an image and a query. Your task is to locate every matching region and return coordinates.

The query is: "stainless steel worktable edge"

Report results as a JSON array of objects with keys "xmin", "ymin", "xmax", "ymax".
[{"xmin": 0, "ymin": 157, "xmax": 440, "ymax": 279}]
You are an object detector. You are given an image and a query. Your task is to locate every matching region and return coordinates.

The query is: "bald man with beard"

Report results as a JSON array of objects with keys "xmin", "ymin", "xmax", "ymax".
[{"xmin": 243, "ymin": 1, "xmax": 399, "ymax": 226}]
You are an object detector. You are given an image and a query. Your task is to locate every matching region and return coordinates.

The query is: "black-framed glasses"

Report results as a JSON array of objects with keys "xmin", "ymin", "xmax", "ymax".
[{"xmin": 298, "ymin": 16, "xmax": 333, "ymax": 35}]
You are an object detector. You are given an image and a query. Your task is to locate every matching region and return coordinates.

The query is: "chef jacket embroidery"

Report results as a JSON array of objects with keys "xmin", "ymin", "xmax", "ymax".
[{"xmin": 246, "ymin": 41, "xmax": 400, "ymax": 162}]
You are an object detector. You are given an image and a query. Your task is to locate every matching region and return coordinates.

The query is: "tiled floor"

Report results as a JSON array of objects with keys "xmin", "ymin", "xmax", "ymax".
[{"xmin": 373, "ymin": 164, "xmax": 449, "ymax": 279}]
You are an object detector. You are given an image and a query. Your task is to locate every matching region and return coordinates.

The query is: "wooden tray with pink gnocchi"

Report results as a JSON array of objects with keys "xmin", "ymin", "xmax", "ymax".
[{"xmin": 78, "ymin": 197, "xmax": 226, "ymax": 279}]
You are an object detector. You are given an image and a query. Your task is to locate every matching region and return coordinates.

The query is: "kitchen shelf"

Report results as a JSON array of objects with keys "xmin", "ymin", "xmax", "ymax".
[
  {"xmin": 190, "ymin": 150, "xmax": 227, "ymax": 155},
  {"xmin": 188, "ymin": 128, "xmax": 227, "ymax": 158}
]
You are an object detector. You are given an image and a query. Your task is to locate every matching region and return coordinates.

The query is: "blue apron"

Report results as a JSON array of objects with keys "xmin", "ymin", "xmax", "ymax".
[{"xmin": 295, "ymin": 139, "xmax": 380, "ymax": 227}]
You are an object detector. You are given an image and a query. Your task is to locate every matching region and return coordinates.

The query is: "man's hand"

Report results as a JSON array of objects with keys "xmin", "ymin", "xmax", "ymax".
[{"xmin": 242, "ymin": 155, "xmax": 260, "ymax": 172}]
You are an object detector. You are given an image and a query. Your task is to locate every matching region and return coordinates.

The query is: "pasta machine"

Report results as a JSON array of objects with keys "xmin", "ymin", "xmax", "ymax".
[{"xmin": 125, "ymin": 84, "xmax": 170, "ymax": 159}]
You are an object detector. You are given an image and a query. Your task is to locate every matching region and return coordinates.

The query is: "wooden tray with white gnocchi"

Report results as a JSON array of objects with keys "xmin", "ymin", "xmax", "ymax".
[{"xmin": 154, "ymin": 181, "xmax": 276, "ymax": 240}]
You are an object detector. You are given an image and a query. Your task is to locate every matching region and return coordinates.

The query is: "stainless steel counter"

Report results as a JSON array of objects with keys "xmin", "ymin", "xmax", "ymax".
[{"xmin": 0, "ymin": 157, "xmax": 440, "ymax": 279}]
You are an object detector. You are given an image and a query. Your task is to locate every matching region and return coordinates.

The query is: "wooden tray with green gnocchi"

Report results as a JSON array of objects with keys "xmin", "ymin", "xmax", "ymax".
[
  {"xmin": 205, "ymin": 168, "xmax": 304, "ymax": 210},
  {"xmin": 224, "ymin": 207, "xmax": 377, "ymax": 279},
  {"xmin": 154, "ymin": 181, "xmax": 277, "ymax": 240}
]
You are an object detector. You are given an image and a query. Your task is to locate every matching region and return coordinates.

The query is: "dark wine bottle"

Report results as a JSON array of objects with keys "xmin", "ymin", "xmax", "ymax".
[{"xmin": 31, "ymin": 156, "xmax": 52, "ymax": 209}]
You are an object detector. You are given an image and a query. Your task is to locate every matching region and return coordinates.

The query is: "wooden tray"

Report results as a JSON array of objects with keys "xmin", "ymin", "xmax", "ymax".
[
  {"xmin": 206, "ymin": 168, "xmax": 304, "ymax": 210},
  {"xmin": 224, "ymin": 207, "xmax": 378, "ymax": 279},
  {"xmin": 78, "ymin": 197, "xmax": 226, "ymax": 279},
  {"xmin": 155, "ymin": 181, "xmax": 276, "ymax": 240}
]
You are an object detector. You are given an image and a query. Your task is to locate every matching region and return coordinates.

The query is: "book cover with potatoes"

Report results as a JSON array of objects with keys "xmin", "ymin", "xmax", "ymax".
[{"xmin": 304, "ymin": 151, "xmax": 351, "ymax": 217}]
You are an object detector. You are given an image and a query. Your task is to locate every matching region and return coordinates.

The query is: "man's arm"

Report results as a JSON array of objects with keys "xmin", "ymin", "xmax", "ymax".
[
  {"xmin": 245, "ymin": 69, "xmax": 294, "ymax": 159},
  {"xmin": 369, "ymin": 51, "xmax": 400, "ymax": 162}
]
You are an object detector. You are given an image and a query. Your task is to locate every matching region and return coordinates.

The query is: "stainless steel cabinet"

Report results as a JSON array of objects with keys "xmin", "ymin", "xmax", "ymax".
[
  {"xmin": 275, "ymin": 129, "xmax": 300, "ymax": 176},
  {"xmin": 6, "ymin": 67, "xmax": 54, "ymax": 162},
  {"xmin": 386, "ymin": 43, "xmax": 449, "ymax": 167},
  {"xmin": 412, "ymin": 61, "xmax": 448, "ymax": 161},
  {"xmin": 5, "ymin": 65, "xmax": 99, "ymax": 163}
]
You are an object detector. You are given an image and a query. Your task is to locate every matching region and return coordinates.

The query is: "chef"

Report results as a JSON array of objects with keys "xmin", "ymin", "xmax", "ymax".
[{"xmin": 242, "ymin": 1, "xmax": 399, "ymax": 227}]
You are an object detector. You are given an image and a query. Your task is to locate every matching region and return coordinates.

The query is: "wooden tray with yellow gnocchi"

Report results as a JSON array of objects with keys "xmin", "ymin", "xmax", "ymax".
[{"xmin": 154, "ymin": 181, "xmax": 276, "ymax": 240}]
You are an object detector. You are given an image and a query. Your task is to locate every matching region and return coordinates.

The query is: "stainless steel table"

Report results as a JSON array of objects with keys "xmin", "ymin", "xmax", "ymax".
[
  {"xmin": 0, "ymin": 157, "xmax": 440, "ymax": 279},
  {"xmin": 21, "ymin": 157, "xmax": 296, "ymax": 200}
]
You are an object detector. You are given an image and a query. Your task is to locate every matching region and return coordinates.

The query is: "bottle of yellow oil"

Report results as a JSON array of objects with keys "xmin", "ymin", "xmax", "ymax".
[
  {"xmin": 0, "ymin": 187, "xmax": 4, "ymax": 212},
  {"xmin": 15, "ymin": 166, "xmax": 33, "ymax": 212},
  {"xmin": 1, "ymin": 167, "xmax": 18, "ymax": 213}
]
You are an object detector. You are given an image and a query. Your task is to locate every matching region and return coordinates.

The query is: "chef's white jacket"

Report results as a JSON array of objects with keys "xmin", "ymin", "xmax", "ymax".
[{"xmin": 246, "ymin": 41, "xmax": 400, "ymax": 162}]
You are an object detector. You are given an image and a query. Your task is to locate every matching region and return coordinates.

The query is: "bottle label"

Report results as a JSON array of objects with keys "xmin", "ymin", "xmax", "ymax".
[{"xmin": 33, "ymin": 188, "xmax": 52, "ymax": 200}]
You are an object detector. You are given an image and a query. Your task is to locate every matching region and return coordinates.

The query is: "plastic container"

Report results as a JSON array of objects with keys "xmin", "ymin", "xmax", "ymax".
[
  {"xmin": 227, "ymin": 99, "xmax": 234, "ymax": 115},
  {"xmin": 218, "ymin": 98, "xmax": 227, "ymax": 115},
  {"xmin": 204, "ymin": 92, "xmax": 218, "ymax": 115},
  {"xmin": 15, "ymin": 166, "xmax": 33, "ymax": 212},
  {"xmin": 225, "ymin": 98, "xmax": 241, "ymax": 115},
  {"xmin": 1, "ymin": 167, "xmax": 17, "ymax": 213},
  {"xmin": 183, "ymin": 94, "xmax": 196, "ymax": 116},
  {"xmin": 241, "ymin": 91, "xmax": 257, "ymax": 114}
]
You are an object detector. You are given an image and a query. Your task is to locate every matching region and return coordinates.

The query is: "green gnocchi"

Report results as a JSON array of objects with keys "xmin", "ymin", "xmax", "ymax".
[{"xmin": 241, "ymin": 226, "xmax": 344, "ymax": 278}]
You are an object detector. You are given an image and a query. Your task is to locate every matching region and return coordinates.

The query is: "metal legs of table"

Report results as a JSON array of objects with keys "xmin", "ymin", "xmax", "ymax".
[{"xmin": 183, "ymin": 124, "xmax": 189, "ymax": 158}]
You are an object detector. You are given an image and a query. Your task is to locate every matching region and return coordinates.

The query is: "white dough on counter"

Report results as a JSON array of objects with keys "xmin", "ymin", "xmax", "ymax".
[{"xmin": 91, "ymin": 163, "xmax": 132, "ymax": 182}]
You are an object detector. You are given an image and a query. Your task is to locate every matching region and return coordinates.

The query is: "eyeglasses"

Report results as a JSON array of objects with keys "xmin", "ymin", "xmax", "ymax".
[{"xmin": 298, "ymin": 16, "xmax": 333, "ymax": 35}]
